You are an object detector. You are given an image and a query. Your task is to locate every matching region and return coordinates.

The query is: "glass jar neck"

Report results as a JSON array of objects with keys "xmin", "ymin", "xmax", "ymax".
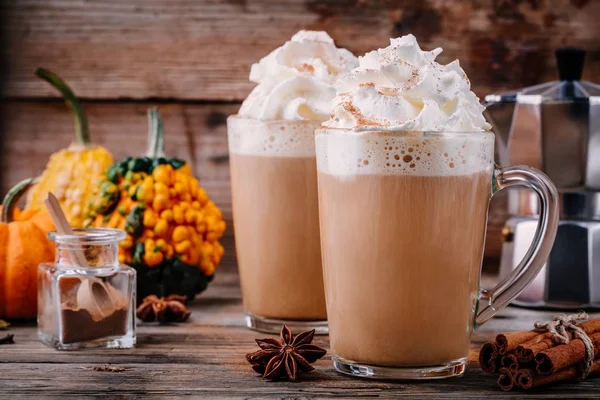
[
  {"xmin": 49, "ymin": 228, "xmax": 125, "ymax": 269},
  {"xmin": 55, "ymin": 241, "xmax": 121, "ymax": 268}
]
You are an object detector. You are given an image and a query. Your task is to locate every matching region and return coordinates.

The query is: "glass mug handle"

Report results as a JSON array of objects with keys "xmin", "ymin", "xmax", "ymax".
[{"xmin": 475, "ymin": 166, "xmax": 559, "ymax": 326}]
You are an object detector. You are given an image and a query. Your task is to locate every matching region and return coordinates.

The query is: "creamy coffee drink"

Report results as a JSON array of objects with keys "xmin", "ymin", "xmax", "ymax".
[
  {"xmin": 229, "ymin": 117, "xmax": 325, "ymax": 320},
  {"xmin": 317, "ymin": 35, "xmax": 495, "ymax": 367},
  {"xmin": 317, "ymin": 131, "xmax": 494, "ymax": 366},
  {"xmin": 229, "ymin": 31, "xmax": 357, "ymax": 330}
]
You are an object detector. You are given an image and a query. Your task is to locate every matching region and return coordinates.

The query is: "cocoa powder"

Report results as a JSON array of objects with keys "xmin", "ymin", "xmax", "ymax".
[{"xmin": 61, "ymin": 306, "xmax": 128, "ymax": 344}]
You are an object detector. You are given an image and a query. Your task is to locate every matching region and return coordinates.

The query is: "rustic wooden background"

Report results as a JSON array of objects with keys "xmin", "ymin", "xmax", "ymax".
[{"xmin": 1, "ymin": 0, "xmax": 599, "ymax": 266}]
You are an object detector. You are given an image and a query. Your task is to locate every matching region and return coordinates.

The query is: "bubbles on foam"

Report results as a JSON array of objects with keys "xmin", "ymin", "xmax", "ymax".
[
  {"xmin": 227, "ymin": 116, "xmax": 319, "ymax": 157},
  {"xmin": 316, "ymin": 130, "xmax": 494, "ymax": 177}
]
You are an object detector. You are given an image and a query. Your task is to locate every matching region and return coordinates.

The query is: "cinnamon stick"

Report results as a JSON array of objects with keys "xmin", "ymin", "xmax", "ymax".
[
  {"xmin": 480, "ymin": 331, "xmax": 542, "ymax": 373},
  {"xmin": 496, "ymin": 330, "xmax": 540, "ymax": 355},
  {"xmin": 515, "ymin": 319, "xmax": 600, "ymax": 362},
  {"xmin": 535, "ymin": 332, "xmax": 600, "ymax": 375},
  {"xmin": 479, "ymin": 342, "xmax": 500, "ymax": 373},
  {"xmin": 500, "ymin": 353, "xmax": 520, "ymax": 373},
  {"xmin": 497, "ymin": 367, "xmax": 515, "ymax": 392},
  {"xmin": 515, "ymin": 359, "xmax": 600, "ymax": 390}
]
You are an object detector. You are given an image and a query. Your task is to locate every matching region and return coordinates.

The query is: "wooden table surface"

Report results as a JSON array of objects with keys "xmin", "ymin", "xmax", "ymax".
[{"xmin": 1, "ymin": 264, "xmax": 599, "ymax": 399}]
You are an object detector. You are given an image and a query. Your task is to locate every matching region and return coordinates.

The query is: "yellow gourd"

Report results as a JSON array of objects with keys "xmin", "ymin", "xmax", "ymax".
[{"xmin": 26, "ymin": 68, "xmax": 113, "ymax": 227}]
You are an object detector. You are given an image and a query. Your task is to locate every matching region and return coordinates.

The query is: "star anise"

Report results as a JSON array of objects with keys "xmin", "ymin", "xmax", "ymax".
[
  {"xmin": 136, "ymin": 294, "xmax": 191, "ymax": 323},
  {"xmin": 0, "ymin": 334, "xmax": 14, "ymax": 345},
  {"xmin": 245, "ymin": 325, "xmax": 327, "ymax": 381}
]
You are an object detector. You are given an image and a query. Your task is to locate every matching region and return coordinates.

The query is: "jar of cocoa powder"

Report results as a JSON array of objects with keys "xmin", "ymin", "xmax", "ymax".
[{"xmin": 38, "ymin": 228, "xmax": 136, "ymax": 350}]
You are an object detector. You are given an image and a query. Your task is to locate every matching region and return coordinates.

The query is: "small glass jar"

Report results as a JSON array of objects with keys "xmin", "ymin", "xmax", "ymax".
[{"xmin": 38, "ymin": 228, "xmax": 136, "ymax": 350}]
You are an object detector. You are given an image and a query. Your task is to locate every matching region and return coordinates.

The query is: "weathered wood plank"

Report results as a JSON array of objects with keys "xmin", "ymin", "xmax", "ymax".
[
  {"xmin": 0, "ymin": 267, "xmax": 599, "ymax": 398},
  {"xmin": 4, "ymin": 362, "xmax": 599, "ymax": 398},
  {"xmin": 2, "ymin": 0, "xmax": 600, "ymax": 100}
]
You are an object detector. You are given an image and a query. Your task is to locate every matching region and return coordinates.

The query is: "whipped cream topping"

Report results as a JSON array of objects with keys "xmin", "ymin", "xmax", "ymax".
[
  {"xmin": 239, "ymin": 31, "xmax": 358, "ymax": 122},
  {"xmin": 323, "ymin": 34, "xmax": 491, "ymax": 132}
]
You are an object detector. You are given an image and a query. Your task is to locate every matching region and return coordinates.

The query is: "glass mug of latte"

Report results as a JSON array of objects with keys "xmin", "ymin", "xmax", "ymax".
[
  {"xmin": 228, "ymin": 116, "xmax": 327, "ymax": 333},
  {"xmin": 316, "ymin": 129, "xmax": 559, "ymax": 379}
]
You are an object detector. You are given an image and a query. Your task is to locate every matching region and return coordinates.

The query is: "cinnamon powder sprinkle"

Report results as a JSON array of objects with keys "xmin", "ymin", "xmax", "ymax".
[
  {"xmin": 341, "ymin": 101, "xmax": 385, "ymax": 127},
  {"xmin": 296, "ymin": 63, "xmax": 315, "ymax": 73}
]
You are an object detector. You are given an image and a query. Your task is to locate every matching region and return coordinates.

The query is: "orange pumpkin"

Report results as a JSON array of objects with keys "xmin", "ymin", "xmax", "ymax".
[{"xmin": 0, "ymin": 178, "xmax": 55, "ymax": 319}]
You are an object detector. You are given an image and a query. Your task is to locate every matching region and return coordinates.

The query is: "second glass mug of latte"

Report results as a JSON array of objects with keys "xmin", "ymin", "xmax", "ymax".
[
  {"xmin": 228, "ymin": 116, "xmax": 327, "ymax": 334},
  {"xmin": 316, "ymin": 128, "xmax": 559, "ymax": 379}
]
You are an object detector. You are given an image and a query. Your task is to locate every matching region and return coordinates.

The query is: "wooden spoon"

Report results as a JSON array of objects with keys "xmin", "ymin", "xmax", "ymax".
[{"xmin": 44, "ymin": 193, "xmax": 118, "ymax": 318}]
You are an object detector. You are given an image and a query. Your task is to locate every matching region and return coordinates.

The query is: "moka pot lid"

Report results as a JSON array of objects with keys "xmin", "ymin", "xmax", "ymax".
[{"xmin": 485, "ymin": 47, "xmax": 600, "ymax": 105}]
